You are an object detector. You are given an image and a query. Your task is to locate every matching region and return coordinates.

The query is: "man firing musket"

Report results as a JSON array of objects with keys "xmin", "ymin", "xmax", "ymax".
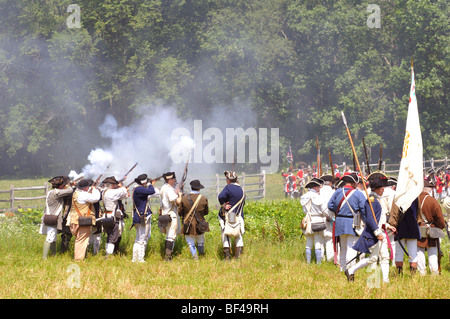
[{"xmin": 158, "ymin": 154, "xmax": 187, "ymax": 260}]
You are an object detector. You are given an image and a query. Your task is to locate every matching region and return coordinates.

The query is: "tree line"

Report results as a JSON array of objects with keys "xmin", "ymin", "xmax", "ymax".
[{"xmin": 0, "ymin": 0, "xmax": 448, "ymax": 177}]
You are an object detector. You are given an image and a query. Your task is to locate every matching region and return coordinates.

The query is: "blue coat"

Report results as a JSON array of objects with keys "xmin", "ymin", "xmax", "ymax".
[
  {"xmin": 396, "ymin": 198, "xmax": 420, "ymax": 240},
  {"xmin": 218, "ymin": 183, "xmax": 245, "ymax": 220},
  {"xmin": 327, "ymin": 186, "xmax": 366, "ymax": 237},
  {"xmin": 353, "ymin": 196, "xmax": 382, "ymax": 254},
  {"xmin": 132, "ymin": 185, "xmax": 156, "ymax": 224}
]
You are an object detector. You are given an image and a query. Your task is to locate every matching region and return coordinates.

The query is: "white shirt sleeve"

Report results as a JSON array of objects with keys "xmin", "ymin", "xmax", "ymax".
[{"xmin": 77, "ymin": 188, "xmax": 101, "ymax": 204}]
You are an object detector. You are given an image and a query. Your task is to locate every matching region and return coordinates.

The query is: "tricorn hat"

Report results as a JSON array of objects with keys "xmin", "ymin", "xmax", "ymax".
[
  {"xmin": 335, "ymin": 178, "xmax": 346, "ymax": 188},
  {"xmin": 224, "ymin": 171, "xmax": 238, "ymax": 181},
  {"xmin": 48, "ymin": 176, "xmax": 66, "ymax": 188},
  {"xmin": 367, "ymin": 172, "xmax": 388, "ymax": 189},
  {"xmin": 305, "ymin": 178, "xmax": 324, "ymax": 189},
  {"xmin": 424, "ymin": 178, "xmax": 436, "ymax": 188},
  {"xmin": 320, "ymin": 174, "xmax": 334, "ymax": 182},
  {"xmin": 341, "ymin": 173, "xmax": 358, "ymax": 184},
  {"xmin": 102, "ymin": 176, "xmax": 119, "ymax": 185},
  {"xmin": 134, "ymin": 174, "xmax": 148, "ymax": 185},
  {"xmin": 387, "ymin": 176, "xmax": 397, "ymax": 186},
  {"xmin": 190, "ymin": 180, "xmax": 204, "ymax": 190},
  {"xmin": 163, "ymin": 172, "xmax": 176, "ymax": 182}
]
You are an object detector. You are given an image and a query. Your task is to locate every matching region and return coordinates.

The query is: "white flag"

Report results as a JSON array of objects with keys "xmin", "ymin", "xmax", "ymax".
[{"xmin": 394, "ymin": 67, "xmax": 424, "ymax": 211}]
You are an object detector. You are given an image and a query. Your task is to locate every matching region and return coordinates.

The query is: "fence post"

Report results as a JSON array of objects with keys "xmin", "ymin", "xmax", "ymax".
[
  {"xmin": 241, "ymin": 172, "xmax": 245, "ymax": 193},
  {"xmin": 262, "ymin": 170, "xmax": 266, "ymax": 198},
  {"xmin": 10, "ymin": 185, "xmax": 14, "ymax": 210}
]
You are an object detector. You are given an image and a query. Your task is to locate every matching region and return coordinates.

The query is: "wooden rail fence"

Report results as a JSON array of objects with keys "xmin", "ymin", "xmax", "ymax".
[{"xmin": 0, "ymin": 171, "xmax": 266, "ymax": 212}]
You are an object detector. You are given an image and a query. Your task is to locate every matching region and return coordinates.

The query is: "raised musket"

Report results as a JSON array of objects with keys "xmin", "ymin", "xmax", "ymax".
[
  {"xmin": 341, "ymin": 111, "xmax": 378, "ymax": 224},
  {"xmin": 316, "ymin": 136, "xmax": 322, "ymax": 176},
  {"xmin": 119, "ymin": 162, "xmax": 138, "ymax": 183},
  {"xmin": 378, "ymin": 143, "xmax": 383, "ymax": 171},
  {"xmin": 362, "ymin": 137, "xmax": 371, "ymax": 175},
  {"xmin": 328, "ymin": 149, "xmax": 335, "ymax": 179},
  {"xmin": 180, "ymin": 153, "xmax": 190, "ymax": 193}
]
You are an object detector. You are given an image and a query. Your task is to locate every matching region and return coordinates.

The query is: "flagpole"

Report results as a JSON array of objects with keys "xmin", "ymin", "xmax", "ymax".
[{"xmin": 341, "ymin": 111, "xmax": 378, "ymax": 224}]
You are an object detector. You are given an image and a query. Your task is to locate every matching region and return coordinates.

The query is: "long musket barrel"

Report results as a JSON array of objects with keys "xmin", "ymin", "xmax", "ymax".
[
  {"xmin": 378, "ymin": 144, "xmax": 383, "ymax": 171},
  {"xmin": 316, "ymin": 136, "xmax": 322, "ymax": 176},
  {"xmin": 341, "ymin": 111, "xmax": 378, "ymax": 224},
  {"xmin": 180, "ymin": 152, "xmax": 190, "ymax": 192},
  {"xmin": 362, "ymin": 137, "xmax": 371, "ymax": 175},
  {"xmin": 328, "ymin": 149, "xmax": 335, "ymax": 179},
  {"xmin": 120, "ymin": 162, "xmax": 138, "ymax": 182}
]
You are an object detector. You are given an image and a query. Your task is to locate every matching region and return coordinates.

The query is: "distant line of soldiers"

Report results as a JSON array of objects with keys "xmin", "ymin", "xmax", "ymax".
[
  {"xmin": 299, "ymin": 168, "xmax": 449, "ymax": 283},
  {"xmin": 39, "ymin": 170, "xmax": 246, "ymax": 262}
]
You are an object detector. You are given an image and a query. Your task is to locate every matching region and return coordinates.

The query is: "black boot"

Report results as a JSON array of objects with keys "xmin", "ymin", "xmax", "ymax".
[
  {"xmin": 235, "ymin": 247, "xmax": 243, "ymax": 259},
  {"xmin": 165, "ymin": 240, "xmax": 174, "ymax": 261},
  {"xmin": 397, "ymin": 266, "xmax": 403, "ymax": 276},
  {"xmin": 223, "ymin": 247, "xmax": 231, "ymax": 261}
]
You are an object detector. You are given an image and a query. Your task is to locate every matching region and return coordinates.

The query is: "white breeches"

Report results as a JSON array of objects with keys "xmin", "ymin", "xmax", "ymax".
[
  {"xmin": 306, "ymin": 232, "xmax": 324, "ymax": 250},
  {"xmin": 395, "ymin": 238, "xmax": 417, "ymax": 263},
  {"xmin": 417, "ymin": 245, "xmax": 439, "ymax": 275}
]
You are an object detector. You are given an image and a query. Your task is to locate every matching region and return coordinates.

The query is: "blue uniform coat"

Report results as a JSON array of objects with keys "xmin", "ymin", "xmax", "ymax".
[
  {"xmin": 353, "ymin": 196, "xmax": 382, "ymax": 254},
  {"xmin": 327, "ymin": 186, "xmax": 366, "ymax": 237},
  {"xmin": 218, "ymin": 183, "xmax": 245, "ymax": 220},
  {"xmin": 132, "ymin": 185, "xmax": 156, "ymax": 225}
]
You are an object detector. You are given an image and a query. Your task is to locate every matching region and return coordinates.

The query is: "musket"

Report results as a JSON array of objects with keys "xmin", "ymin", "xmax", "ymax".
[
  {"xmin": 316, "ymin": 136, "xmax": 322, "ymax": 176},
  {"xmin": 341, "ymin": 111, "xmax": 378, "ymax": 224},
  {"xmin": 328, "ymin": 149, "xmax": 335, "ymax": 179},
  {"xmin": 180, "ymin": 152, "xmax": 190, "ymax": 193},
  {"xmin": 119, "ymin": 162, "xmax": 138, "ymax": 183},
  {"xmin": 378, "ymin": 143, "xmax": 383, "ymax": 171},
  {"xmin": 362, "ymin": 137, "xmax": 371, "ymax": 175}
]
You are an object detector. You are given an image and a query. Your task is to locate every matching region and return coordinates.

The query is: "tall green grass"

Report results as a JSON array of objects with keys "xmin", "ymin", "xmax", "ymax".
[{"xmin": 0, "ymin": 198, "xmax": 449, "ymax": 299}]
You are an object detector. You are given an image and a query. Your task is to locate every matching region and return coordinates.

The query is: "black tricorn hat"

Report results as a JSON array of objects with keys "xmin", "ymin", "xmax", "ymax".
[
  {"xmin": 320, "ymin": 174, "xmax": 334, "ymax": 182},
  {"xmin": 102, "ymin": 176, "xmax": 119, "ymax": 185},
  {"xmin": 305, "ymin": 178, "xmax": 324, "ymax": 188},
  {"xmin": 387, "ymin": 176, "xmax": 397, "ymax": 186},
  {"xmin": 367, "ymin": 172, "xmax": 388, "ymax": 189},
  {"xmin": 134, "ymin": 174, "xmax": 148, "ymax": 184},
  {"xmin": 190, "ymin": 180, "xmax": 204, "ymax": 190},
  {"xmin": 48, "ymin": 176, "xmax": 66, "ymax": 187},
  {"xmin": 342, "ymin": 173, "xmax": 358, "ymax": 184},
  {"xmin": 163, "ymin": 172, "xmax": 176, "ymax": 182},
  {"xmin": 224, "ymin": 171, "xmax": 238, "ymax": 180}
]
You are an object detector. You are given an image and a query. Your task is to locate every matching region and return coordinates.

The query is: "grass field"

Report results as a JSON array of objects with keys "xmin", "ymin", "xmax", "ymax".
[{"xmin": 0, "ymin": 174, "xmax": 449, "ymax": 301}]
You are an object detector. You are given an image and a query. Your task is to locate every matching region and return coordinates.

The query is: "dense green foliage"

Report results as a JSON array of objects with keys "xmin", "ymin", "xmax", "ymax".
[{"xmin": 0, "ymin": 0, "xmax": 448, "ymax": 176}]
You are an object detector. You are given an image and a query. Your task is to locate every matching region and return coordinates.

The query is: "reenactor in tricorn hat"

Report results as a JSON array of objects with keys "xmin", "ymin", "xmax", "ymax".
[
  {"xmin": 416, "ymin": 178, "xmax": 446, "ymax": 275},
  {"xmin": 345, "ymin": 172, "xmax": 395, "ymax": 283},
  {"xmin": 101, "ymin": 176, "xmax": 129, "ymax": 258},
  {"xmin": 68, "ymin": 178, "xmax": 101, "ymax": 261},
  {"xmin": 159, "ymin": 172, "xmax": 182, "ymax": 261},
  {"xmin": 218, "ymin": 171, "xmax": 245, "ymax": 260},
  {"xmin": 327, "ymin": 172, "xmax": 366, "ymax": 271},
  {"xmin": 131, "ymin": 174, "xmax": 158, "ymax": 263},
  {"xmin": 300, "ymin": 177, "xmax": 332, "ymax": 265},
  {"xmin": 178, "ymin": 179, "xmax": 210, "ymax": 260},
  {"xmin": 39, "ymin": 176, "xmax": 74, "ymax": 259}
]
